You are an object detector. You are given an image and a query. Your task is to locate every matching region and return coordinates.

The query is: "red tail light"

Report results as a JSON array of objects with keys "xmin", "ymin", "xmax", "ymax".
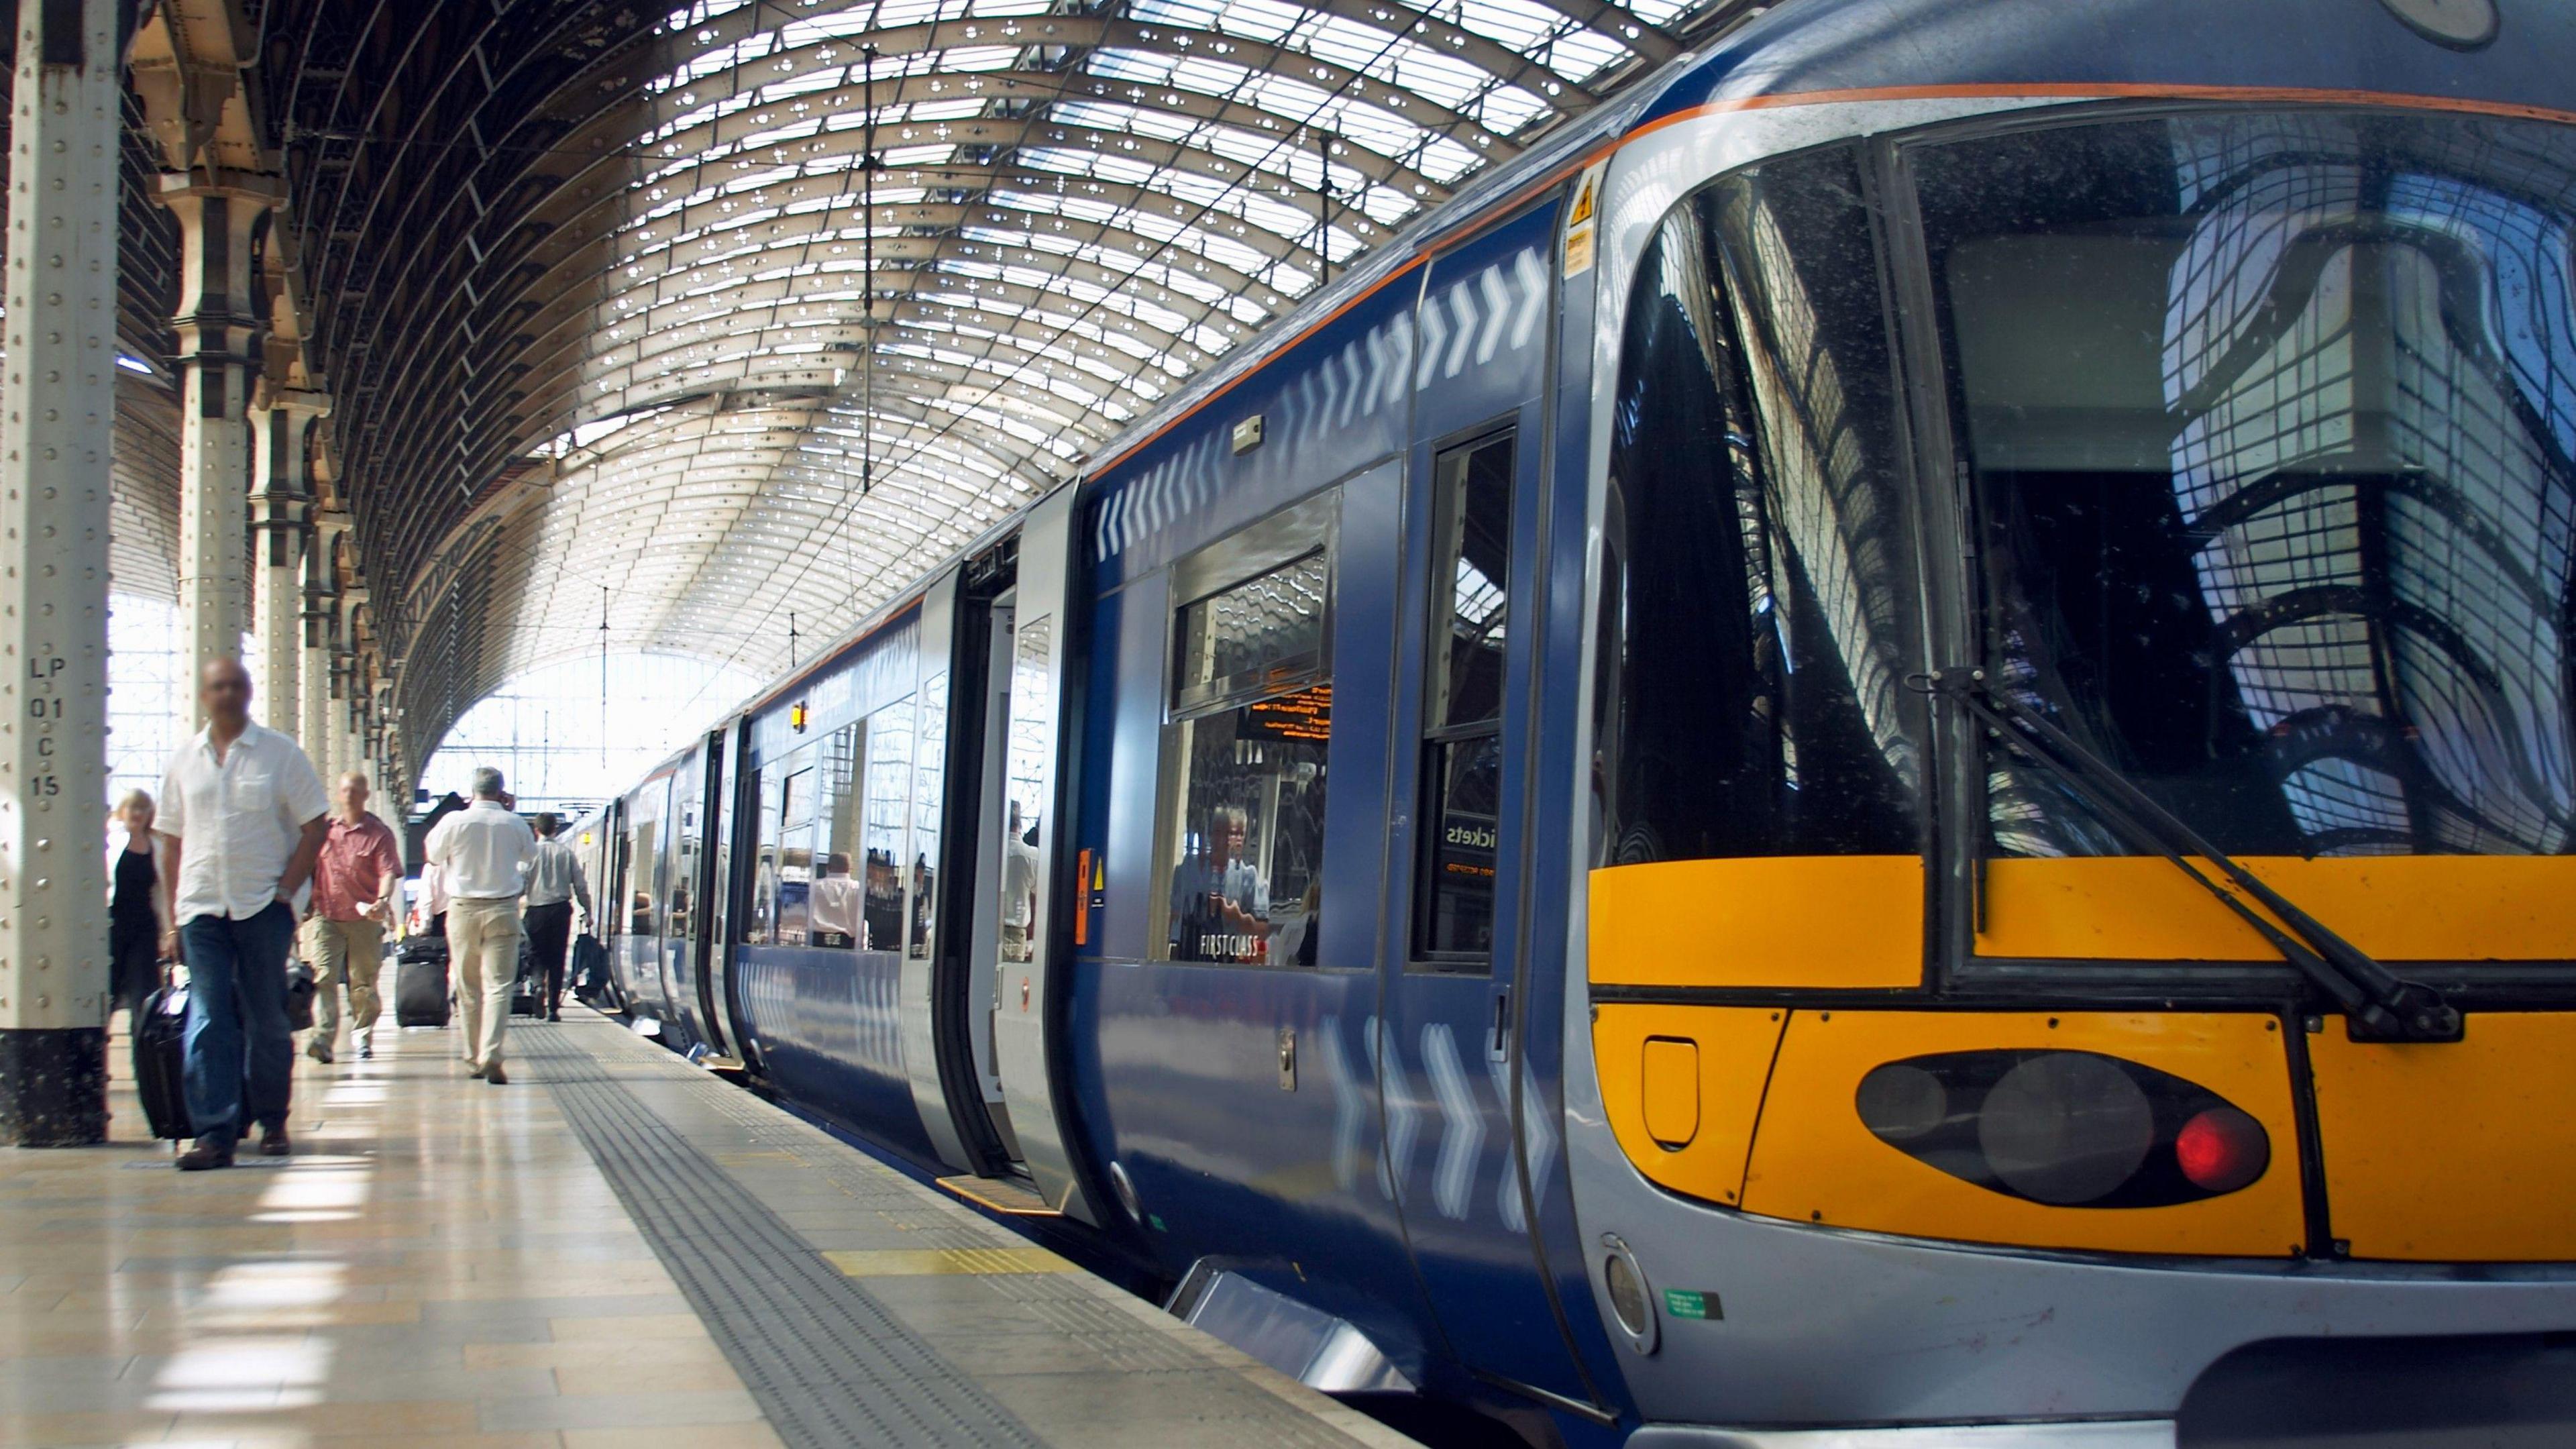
[{"xmin": 2176, "ymin": 1106, "xmax": 2270, "ymax": 1193}]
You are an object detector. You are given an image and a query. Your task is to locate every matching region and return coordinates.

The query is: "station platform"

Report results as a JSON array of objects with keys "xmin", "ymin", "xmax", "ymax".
[{"xmin": 0, "ymin": 1012, "xmax": 1417, "ymax": 1449}]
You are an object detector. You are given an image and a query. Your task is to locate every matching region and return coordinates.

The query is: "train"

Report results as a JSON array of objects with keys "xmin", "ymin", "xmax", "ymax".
[{"xmin": 565, "ymin": 0, "xmax": 2576, "ymax": 1442}]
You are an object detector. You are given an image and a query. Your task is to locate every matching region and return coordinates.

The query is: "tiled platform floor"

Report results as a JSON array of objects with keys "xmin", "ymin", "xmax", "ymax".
[{"xmin": 0, "ymin": 1010, "xmax": 1413, "ymax": 1449}]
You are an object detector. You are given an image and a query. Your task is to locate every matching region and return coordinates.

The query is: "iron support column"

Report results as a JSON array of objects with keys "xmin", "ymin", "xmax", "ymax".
[
  {"xmin": 248, "ymin": 386, "xmax": 325, "ymax": 739},
  {"xmin": 156, "ymin": 171, "xmax": 278, "ymax": 722},
  {"xmin": 0, "ymin": 0, "xmax": 120, "ymax": 1144},
  {"xmin": 303, "ymin": 508, "xmax": 345, "ymax": 769}
]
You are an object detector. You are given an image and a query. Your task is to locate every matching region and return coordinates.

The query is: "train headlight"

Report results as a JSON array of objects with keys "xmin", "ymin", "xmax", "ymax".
[
  {"xmin": 1856, "ymin": 1050, "xmax": 2270, "ymax": 1208},
  {"xmin": 1598, "ymin": 1233, "xmax": 1658, "ymax": 1354}
]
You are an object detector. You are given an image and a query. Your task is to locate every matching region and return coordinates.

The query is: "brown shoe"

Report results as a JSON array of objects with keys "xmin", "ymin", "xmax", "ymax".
[
  {"xmin": 484, "ymin": 1062, "xmax": 508, "ymax": 1085},
  {"xmin": 259, "ymin": 1123, "xmax": 290, "ymax": 1157},
  {"xmin": 175, "ymin": 1134, "xmax": 235, "ymax": 1171}
]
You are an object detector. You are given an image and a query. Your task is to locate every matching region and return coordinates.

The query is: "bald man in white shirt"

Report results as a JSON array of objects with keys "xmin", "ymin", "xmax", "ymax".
[
  {"xmin": 423, "ymin": 767, "xmax": 536, "ymax": 1084},
  {"xmin": 158, "ymin": 659, "xmax": 330, "ymax": 1170}
]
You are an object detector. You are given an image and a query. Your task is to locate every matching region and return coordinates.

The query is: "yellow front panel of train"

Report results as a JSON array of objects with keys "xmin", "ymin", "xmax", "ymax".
[
  {"xmin": 1977, "ymin": 856, "xmax": 2576, "ymax": 962},
  {"xmin": 2311, "ymin": 1013, "xmax": 2576, "ymax": 1262},
  {"xmin": 1739, "ymin": 1010, "xmax": 2305, "ymax": 1258},
  {"xmin": 1590, "ymin": 857, "xmax": 1923, "ymax": 989}
]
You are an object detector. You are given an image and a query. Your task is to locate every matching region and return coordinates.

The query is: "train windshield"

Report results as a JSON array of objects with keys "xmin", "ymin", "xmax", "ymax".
[{"xmin": 1917, "ymin": 109, "xmax": 2576, "ymax": 859}]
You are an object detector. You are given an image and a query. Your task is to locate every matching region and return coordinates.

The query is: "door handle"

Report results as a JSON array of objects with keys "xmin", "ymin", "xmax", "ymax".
[{"xmin": 1488, "ymin": 987, "xmax": 1511, "ymax": 1063}]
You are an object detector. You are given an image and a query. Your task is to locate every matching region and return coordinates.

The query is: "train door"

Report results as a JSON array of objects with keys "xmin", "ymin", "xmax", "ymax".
[
  {"xmin": 961, "ymin": 590, "xmax": 1025, "ymax": 1165},
  {"xmin": 663, "ymin": 741, "xmax": 714, "ymax": 1054},
  {"xmin": 894, "ymin": 571, "xmax": 1008, "ymax": 1175},
  {"xmin": 706, "ymin": 719, "xmax": 757, "ymax": 1069},
  {"xmin": 1381, "ymin": 205, "xmax": 1606, "ymax": 1412},
  {"xmin": 597, "ymin": 797, "xmax": 627, "ymax": 1012},
  {"xmin": 621, "ymin": 773, "xmax": 673, "ymax": 1022},
  {"xmin": 979, "ymin": 490, "xmax": 1095, "ymax": 1219}
]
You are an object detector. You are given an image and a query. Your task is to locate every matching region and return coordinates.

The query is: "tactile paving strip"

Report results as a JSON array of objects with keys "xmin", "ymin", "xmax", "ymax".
[{"xmin": 516, "ymin": 1027, "xmax": 1046, "ymax": 1449}]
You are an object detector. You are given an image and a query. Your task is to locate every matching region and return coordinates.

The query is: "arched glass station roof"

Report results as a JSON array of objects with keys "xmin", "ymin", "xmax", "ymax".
[{"xmin": 254, "ymin": 0, "xmax": 1728, "ymax": 774}]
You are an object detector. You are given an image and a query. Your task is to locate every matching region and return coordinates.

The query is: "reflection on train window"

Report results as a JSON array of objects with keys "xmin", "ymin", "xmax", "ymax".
[
  {"xmin": 996, "ymin": 617, "xmax": 1052, "ymax": 966},
  {"xmin": 670, "ymin": 790, "xmax": 700, "ymax": 944},
  {"xmin": 1914, "ymin": 113, "xmax": 2576, "ymax": 859},
  {"xmin": 1597, "ymin": 144, "xmax": 1928, "ymax": 867},
  {"xmin": 627, "ymin": 804, "xmax": 660, "ymax": 937},
  {"xmin": 1417, "ymin": 428, "xmax": 1514, "ymax": 966},
  {"xmin": 1175, "ymin": 552, "xmax": 1328, "ymax": 714},
  {"xmin": 1432, "ymin": 433, "xmax": 1513, "ymax": 729},
  {"xmin": 775, "ymin": 759, "xmax": 815, "ymax": 946},
  {"xmin": 864, "ymin": 697, "xmax": 915, "ymax": 954},
  {"xmin": 746, "ymin": 768, "xmax": 781, "ymax": 945},
  {"xmin": 910, "ymin": 676, "xmax": 947, "ymax": 959},
  {"xmin": 1161, "ymin": 510, "xmax": 1336, "ymax": 967},
  {"xmin": 1420, "ymin": 735, "xmax": 1502, "ymax": 959},
  {"xmin": 808, "ymin": 726, "xmax": 863, "ymax": 949}
]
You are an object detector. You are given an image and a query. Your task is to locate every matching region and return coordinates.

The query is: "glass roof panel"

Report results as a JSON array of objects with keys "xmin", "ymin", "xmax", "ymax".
[{"xmin": 425, "ymin": 0, "xmax": 1700, "ymax": 761}]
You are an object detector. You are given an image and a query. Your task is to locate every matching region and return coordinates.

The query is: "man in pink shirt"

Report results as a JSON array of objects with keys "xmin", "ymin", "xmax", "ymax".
[{"xmin": 305, "ymin": 772, "xmax": 404, "ymax": 1063}]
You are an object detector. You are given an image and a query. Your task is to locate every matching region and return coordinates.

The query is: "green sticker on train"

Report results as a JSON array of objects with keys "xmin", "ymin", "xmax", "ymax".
[{"xmin": 1663, "ymin": 1288, "xmax": 1717, "ymax": 1320}]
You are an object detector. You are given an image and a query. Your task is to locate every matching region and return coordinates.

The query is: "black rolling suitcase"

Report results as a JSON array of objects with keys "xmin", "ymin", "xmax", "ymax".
[
  {"xmin": 132, "ymin": 977, "xmax": 193, "ymax": 1142},
  {"xmin": 395, "ymin": 933, "xmax": 451, "ymax": 1028},
  {"xmin": 511, "ymin": 934, "xmax": 543, "ymax": 1017},
  {"xmin": 571, "ymin": 932, "xmax": 611, "ymax": 1010}
]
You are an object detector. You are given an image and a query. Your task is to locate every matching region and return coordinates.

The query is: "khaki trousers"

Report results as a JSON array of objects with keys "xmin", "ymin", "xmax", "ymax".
[
  {"xmin": 446, "ymin": 897, "xmax": 523, "ymax": 1071},
  {"xmin": 304, "ymin": 916, "xmax": 386, "ymax": 1051}
]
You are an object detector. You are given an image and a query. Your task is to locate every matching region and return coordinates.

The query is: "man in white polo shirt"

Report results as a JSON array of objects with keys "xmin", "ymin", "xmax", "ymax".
[
  {"xmin": 424, "ymin": 767, "xmax": 536, "ymax": 1084},
  {"xmin": 157, "ymin": 659, "xmax": 331, "ymax": 1171}
]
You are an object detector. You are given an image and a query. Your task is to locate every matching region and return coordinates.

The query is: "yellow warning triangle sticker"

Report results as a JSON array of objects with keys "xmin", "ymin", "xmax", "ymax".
[
  {"xmin": 1569, "ymin": 174, "xmax": 1597, "ymax": 226},
  {"xmin": 1092, "ymin": 857, "xmax": 1106, "ymax": 890}
]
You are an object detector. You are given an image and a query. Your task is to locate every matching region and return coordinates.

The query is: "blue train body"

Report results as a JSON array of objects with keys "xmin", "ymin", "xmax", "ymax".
[{"xmin": 573, "ymin": 3, "xmax": 2576, "ymax": 1442}]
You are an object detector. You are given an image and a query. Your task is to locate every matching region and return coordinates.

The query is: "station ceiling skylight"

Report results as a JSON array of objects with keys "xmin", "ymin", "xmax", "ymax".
[{"xmin": 266, "ymin": 0, "xmax": 1708, "ymax": 769}]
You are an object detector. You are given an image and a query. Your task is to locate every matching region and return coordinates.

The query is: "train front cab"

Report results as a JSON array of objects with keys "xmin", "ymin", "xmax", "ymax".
[{"xmin": 1562, "ymin": 76, "xmax": 2576, "ymax": 1445}]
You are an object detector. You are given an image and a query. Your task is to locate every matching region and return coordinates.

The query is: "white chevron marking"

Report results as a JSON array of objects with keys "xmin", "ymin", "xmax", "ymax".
[
  {"xmin": 1336, "ymin": 343, "xmax": 1365, "ymax": 428},
  {"xmin": 1386, "ymin": 313, "xmax": 1414, "ymax": 408},
  {"xmin": 1314, "ymin": 354, "xmax": 1343, "ymax": 437},
  {"xmin": 1519, "ymin": 1059, "xmax": 1559, "ymax": 1229},
  {"xmin": 1423, "ymin": 1023, "xmax": 1483, "ymax": 1221},
  {"xmin": 1366, "ymin": 1014, "xmax": 1414, "ymax": 1201},
  {"xmin": 1415, "ymin": 297, "xmax": 1450, "ymax": 390},
  {"xmin": 1509, "ymin": 247, "xmax": 1547, "ymax": 352},
  {"xmin": 1444, "ymin": 282, "xmax": 1477, "ymax": 378},
  {"xmin": 1361, "ymin": 326, "xmax": 1391, "ymax": 415},
  {"xmin": 1322, "ymin": 1014, "xmax": 1366, "ymax": 1194},
  {"xmin": 1474, "ymin": 264, "xmax": 1511, "ymax": 367}
]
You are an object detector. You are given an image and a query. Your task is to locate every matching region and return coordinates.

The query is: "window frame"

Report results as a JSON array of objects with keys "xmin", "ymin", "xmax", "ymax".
[
  {"xmin": 1413, "ymin": 419, "xmax": 1519, "ymax": 973},
  {"xmin": 1149, "ymin": 488, "xmax": 1342, "ymax": 967}
]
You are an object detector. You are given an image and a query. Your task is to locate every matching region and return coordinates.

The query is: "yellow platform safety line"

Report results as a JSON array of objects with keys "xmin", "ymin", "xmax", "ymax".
[{"xmin": 824, "ymin": 1247, "xmax": 1085, "ymax": 1278}]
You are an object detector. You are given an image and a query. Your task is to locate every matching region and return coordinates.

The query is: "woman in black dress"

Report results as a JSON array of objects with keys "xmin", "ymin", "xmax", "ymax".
[{"xmin": 107, "ymin": 790, "xmax": 166, "ymax": 1022}]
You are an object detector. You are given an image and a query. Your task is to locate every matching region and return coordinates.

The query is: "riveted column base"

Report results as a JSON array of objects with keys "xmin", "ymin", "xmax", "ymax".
[{"xmin": 0, "ymin": 1028, "xmax": 109, "ymax": 1146}]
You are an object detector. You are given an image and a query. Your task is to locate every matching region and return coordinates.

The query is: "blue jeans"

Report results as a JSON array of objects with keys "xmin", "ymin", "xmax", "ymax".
[{"xmin": 180, "ymin": 900, "xmax": 297, "ymax": 1140}]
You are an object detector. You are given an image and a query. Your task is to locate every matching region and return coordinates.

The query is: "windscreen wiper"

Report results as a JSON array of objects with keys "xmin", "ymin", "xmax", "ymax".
[{"xmin": 1926, "ymin": 667, "xmax": 2463, "ymax": 1044}]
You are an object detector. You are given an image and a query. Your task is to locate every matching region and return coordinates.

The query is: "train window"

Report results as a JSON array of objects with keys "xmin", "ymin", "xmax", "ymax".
[
  {"xmin": 1597, "ymin": 144, "xmax": 1929, "ymax": 867},
  {"xmin": 1417, "ymin": 429, "xmax": 1515, "ymax": 965},
  {"xmin": 908, "ymin": 676, "xmax": 947, "ymax": 959},
  {"xmin": 670, "ymin": 789, "xmax": 700, "ymax": 944},
  {"xmin": 1914, "ymin": 111, "xmax": 2576, "ymax": 859},
  {"xmin": 1157, "ymin": 496, "xmax": 1336, "ymax": 965},
  {"xmin": 996, "ymin": 617, "xmax": 1052, "ymax": 966},
  {"xmin": 808, "ymin": 724, "xmax": 863, "ymax": 949},
  {"xmin": 863, "ymin": 697, "xmax": 914, "ymax": 953},
  {"xmin": 745, "ymin": 767, "xmax": 781, "ymax": 946},
  {"xmin": 775, "ymin": 759, "xmax": 816, "ymax": 945},
  {"xmin": 627, "ymin": 804, "xmax": 660, "ymax": 937}
]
